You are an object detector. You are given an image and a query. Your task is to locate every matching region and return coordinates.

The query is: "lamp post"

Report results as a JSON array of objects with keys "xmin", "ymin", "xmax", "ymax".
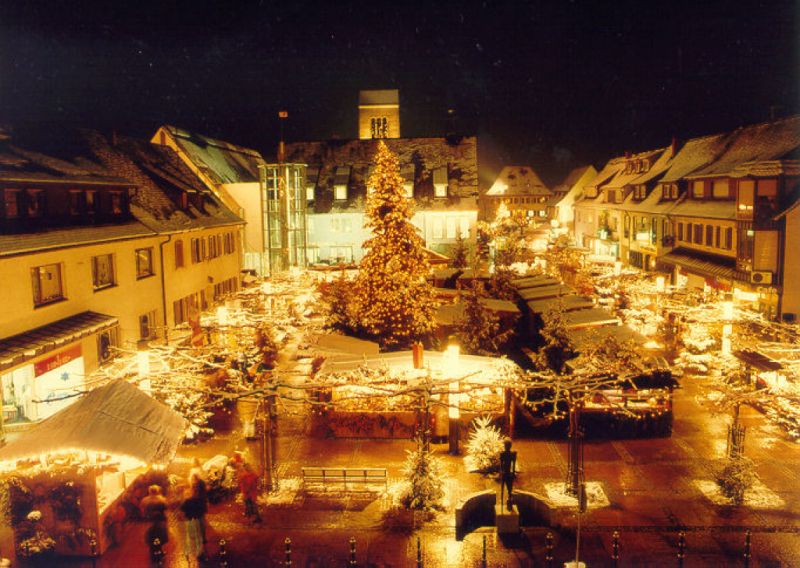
[
  {"xmin": 721, "ymin": 299, "xmax": 734, "ymax": 356},
  {"xmin": 448, "ymin": 380, "xmax": 461, "ymax": 455}
]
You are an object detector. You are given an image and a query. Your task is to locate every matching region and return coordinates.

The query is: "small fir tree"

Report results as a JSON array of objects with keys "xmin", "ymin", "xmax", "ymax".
[
  {"xmin": 355, "ymin": 141, "xmax": 438, "ymax": 349},
  {"xmin": 465, "ymin": 415, "xmax": 504, "ymax": 472},
  {"xmin": 455, "ymin": 281, "xmax": 514, "ymax": 355},
  {"xmin": 450, "ymin": 234, "xmax": 469, "ymax": 269},
  {"xmin": 536, "ymin": 304, "xmax": 577, "ymax": 374},
  {"xmin": 317, "ymin": 270, "xmax": 359, "ymax": 335},
  {"xmin": 400, "ymin": 439, "xmax": 445, "ymax": 511}
]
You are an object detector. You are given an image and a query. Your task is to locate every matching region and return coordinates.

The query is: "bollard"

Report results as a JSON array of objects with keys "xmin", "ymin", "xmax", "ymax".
[
  {"xmin": 285, "ymin": 537, "xmax": 292, "ymax": 568},
  {"xmin": 611, "ymin": 530, "xmax": 619, "ymax": 568},
  {"xmin": 417, "ymin": 536, "xmax": 423, "ymax": 568},
  {"xmin": 677, "ymin": 531, "xmax": 685, "ymax": 568},
  {"xmin": 482, "ymin": 535, "xmax": 487, "ymax": 568},
  {"xmin": 90, "ymin": 538, "xmax": 98, "ymax": 568},
  {"xmin": 545, "ymin": 531, "xmax": 554, "ymax": 568},
  {"xmin": 151, "ymin": 537, "xmax": 165, "ymax": 567},
  {"xmin": 349, "ymin": 536, "xmax": 357, "ymax": 567},
  {"xmin": 743, "ymin": 530, "xmax": 751, "ymax": 568},
  {"xmin": 219, "ymin": 538, "xmax": 228, "ymax": 568}
]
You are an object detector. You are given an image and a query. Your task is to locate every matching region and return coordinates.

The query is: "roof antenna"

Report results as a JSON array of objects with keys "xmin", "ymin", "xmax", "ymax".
[{"xmin": 278, "ymin": 110, "xmax": 288, "ymax": 163}]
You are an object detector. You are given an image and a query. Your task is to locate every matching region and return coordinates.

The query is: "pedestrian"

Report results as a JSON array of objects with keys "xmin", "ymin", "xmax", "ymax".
[
  {"xmin": 238, "ymin": 462, "xmax": 262, "ymax": 523},
  {"xmin": 180, "ymin": 485, "xmax": 207, "ymax": 562},
  {"xmin": 141, "ymin": 485, "xmax": 169, "ymax": 563},
  {"xmin": 190, "ymin": 474, "xmax": 209, "ymax": 544}
]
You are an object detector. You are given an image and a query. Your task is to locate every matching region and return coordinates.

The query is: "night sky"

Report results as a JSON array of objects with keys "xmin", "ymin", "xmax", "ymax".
[{"xmin": 1, "ymin": 0, "xmax": 798, "ymax": 184}]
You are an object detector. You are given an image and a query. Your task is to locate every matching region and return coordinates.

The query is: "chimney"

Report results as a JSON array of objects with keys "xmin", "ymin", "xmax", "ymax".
[
  {"xmin": 624, "ymin": 150, "xmax": 631, "ymax": 159},
  {"xmin": 278, "ymin": 110, "xmax": 288, "ymax": 163},
  {"xmin": 671, "ymin": 136, "xmax": 681, "ymax": 156}
]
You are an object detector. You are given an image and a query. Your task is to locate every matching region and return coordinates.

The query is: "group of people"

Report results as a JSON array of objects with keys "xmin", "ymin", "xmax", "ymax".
[{"xmin": 141, "ymin": 454, "xmax": 262, "ymax": 565}]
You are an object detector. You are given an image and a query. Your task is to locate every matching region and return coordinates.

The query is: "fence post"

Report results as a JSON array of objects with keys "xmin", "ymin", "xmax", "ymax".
[
  {"xmin": 611, "ymin": 530, "xmax": 619, "ymax": 568},
  {"xmin": 285, "ymin": 537, "xmax": 292, "ymax": 568},
  {"xmin": 218, "ymin": 538, "xmax": 228, "ymax": 568},
  {"xmin": 743, "ymin": 530, "xmax": 751, "ymax": 568},
  {"xmin": 545, "ymin": 531, "xmax": 554, "ymax": 568},
  {"xmin": 417, "ymin": 536, "xmax": 423, "ymax": 568},
  {"xmin": 482, "ymin": 535, "xmax": 487, "ymax": 568},
  {"xmin": 349, "ymin": 536, "xmax": 357, "ymax": 567},
  {"xmin": 677, "ymin": 531, "xmax": 685, "ymax": 568}
]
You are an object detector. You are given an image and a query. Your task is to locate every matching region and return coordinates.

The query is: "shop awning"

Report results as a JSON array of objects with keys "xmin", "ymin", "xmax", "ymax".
[
  {"xmin": 660, "ymin": 250, "xmax": 736, "ymax": 281},
  {"xmin": 0, "ymin": 380, "xmax": 186, "ymax": 465},
  {"xmin": 0, "ymin": 311, "xmax": 118, "ymax": 372}
]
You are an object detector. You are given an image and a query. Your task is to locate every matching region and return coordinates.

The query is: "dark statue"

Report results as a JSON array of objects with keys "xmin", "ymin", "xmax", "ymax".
[{"xmin": 499, "ymin": 437, "xmax": 517, "ymax": 511}]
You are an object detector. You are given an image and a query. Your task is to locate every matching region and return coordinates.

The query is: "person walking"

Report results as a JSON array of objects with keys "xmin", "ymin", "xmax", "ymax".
[
  {"xmin": 180, "ymin": 484, "xmax": 207, "ymax": 563},
  {"xmin": 140, "ymin": 485, "xmax": 169, "ymax": 564},
  {"xmin": 238, "ymin": 462, "xmax": 262, "ymax": 524}
]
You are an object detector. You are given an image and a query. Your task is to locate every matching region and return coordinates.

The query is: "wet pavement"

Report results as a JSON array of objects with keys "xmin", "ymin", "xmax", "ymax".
[{"xmin": 57, "ymin": 371, "xmax": 800, "ymax": 567}]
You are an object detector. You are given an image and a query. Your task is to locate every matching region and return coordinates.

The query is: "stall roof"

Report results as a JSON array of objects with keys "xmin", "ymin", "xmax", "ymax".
[
  {"xmin": 511, "ymin": 276, "xmax": 560, "ymax": 290},
  {"xmin": 563, "ymin": 307, "xmax": 620, "ymax": 329},
  {"xmin": 0, "ymin": 380, "xmax": 186, "ymax": 465},
  {"xmin": 734, "ymin": 349, "xmax": 783, "ymax": 372},
  {"xmin": 571, "ymin": 325, "xmax": 648, "ymax": 348},
  {"xmin": 0, "ymin": 311, "xmax": 118, "ymax": 372},
  {"xmin": 319, "ymin": 350, "xmax": 518, "ymax": 378},
  {"xmin": 518, "ymin": 285, "xmax": 575, "ymax": 301},
  {"xmin": 436, "ymin": 299, "xmax": 520, "ymax": 326},
  {"xmin": 526, "ymin": 295, "xmax": 594, "ymax": 314}
]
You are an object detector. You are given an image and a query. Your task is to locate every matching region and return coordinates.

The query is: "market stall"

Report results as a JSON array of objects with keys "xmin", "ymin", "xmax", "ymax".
[{"xmin": 0, "ymin": 380, "xmax": 185, "ymax": 559}]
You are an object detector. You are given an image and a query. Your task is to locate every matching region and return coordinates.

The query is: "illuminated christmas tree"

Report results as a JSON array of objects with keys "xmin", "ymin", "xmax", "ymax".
[{"xmin": 355, "ymin": 141, "xmax": 438, "ymax": 349}]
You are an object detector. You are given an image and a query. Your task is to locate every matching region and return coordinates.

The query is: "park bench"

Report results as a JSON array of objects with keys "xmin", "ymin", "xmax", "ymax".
[{"xmin": 301, "ymin": 467, "xmax": 388, "ymax": 492}]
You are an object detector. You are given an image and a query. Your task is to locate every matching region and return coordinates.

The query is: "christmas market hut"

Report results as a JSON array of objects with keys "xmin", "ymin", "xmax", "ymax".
[
  {"xmin": 0, "ymin": 380, "xmax": 185, "ymax": 559},
  {"xmin": 313, "ymin": 349, "xmax": 522, "ymax": 439}
]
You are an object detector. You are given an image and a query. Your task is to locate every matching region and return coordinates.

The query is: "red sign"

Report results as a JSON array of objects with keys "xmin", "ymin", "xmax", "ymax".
[{"xmin": 34, "ymin": 345, "xmax": 82, "ymax": 377}]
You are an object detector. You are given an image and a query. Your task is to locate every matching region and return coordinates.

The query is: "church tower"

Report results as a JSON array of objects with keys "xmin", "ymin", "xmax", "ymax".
[{"xmin": 358, "ymin": 90, "xmax": 400, "ymax": 140}]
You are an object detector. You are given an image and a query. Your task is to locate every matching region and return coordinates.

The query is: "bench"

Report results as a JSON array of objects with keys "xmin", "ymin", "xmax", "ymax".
[{"xmin": 301, "ymin": 467, "xmax": 388, "ymax": 492}]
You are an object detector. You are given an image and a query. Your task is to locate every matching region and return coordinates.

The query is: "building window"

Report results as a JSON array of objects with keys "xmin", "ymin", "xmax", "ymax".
[
  {"xmin": 139, "ymin": 310, "xmax": 157, "ymax": 339},
  {"xmin": 459, "ymin": 217, "xmax": 470, "ymax": 238},
  {"xmin": 446, "ymin": 217, "xmax": 457, "ymax": 239},
  {"xmin": 86, "ymin": 190, "xmax": 96, "ymax": 215},
  {"xmin": 334, "ymin": 185, "xmax": 347, "ymax": 201},
  {"xmin": 686, "ymin": 223, "xmax": 693, "ymax": 243},
  {"xmin": 91, "ymin": 254, "xmax": 116, "ymax": 290},
  {"xmin": 725, "ymin": 227, "xmax": 733, "ymax": 250},
  {"xmin": 190, "ymin": 238, "xmax": 202, "ymax": 263},
  {"xmin": 738, "ymin": 180, "xmax": 754, "ymax": 215},
  {"xmin": 306, "ymin": 185, "xmax": 315, "ymax": 201},
  {"xmin": 31, "ymin": 263, "xmax": 64, "ymax": 307},
  {"xmin": 135, "ymin": 248, "xmax": 155, "ymax": 279},
  {"xmin": 370, "ymin": 117, "xmax": 388, "ymax": 138},
  {"xmin": 175, "ymin": 240, "xmax": 185, "ymax": 268},
  {"xmin": 677, "ymin": 223, "xmax": 684, "ymax": 241},
  {"xmin": 69, "ymin": 191, "xmax": 82, "ymax": 216},
  {"xmin": 692, "ymin": 180, "xmax": 704, "ymax": 199},
  {"xmin": 110, "ymin": 191, "xmax": 124, "ymax": 215},
  {"xmin": 224, "ymin": 232, "xmax": 235, "ymax": 254},
  {"xmin": 712, "ymin": 179, "xmax": 729, "ymax": 199},
  {"xmin": 705, "ymin": 225, "xmax": 713, "ymax": 246},
  {"xmin": 715, "ymin": 226, "xmax": 721, "ymax": 248},
  {"xmin": 693, "ymin": 224, "xmax": 703, "ymax": 243},
  {"xmin": 26, "ymin": 189, "xmax": 44, "ymax": 217},
  {"xmin": 434, "ymin": 182, "xmax": 447, "ymax": 198},
  {"xmin": 432, "ymin": 217, "xmax": 444, "ymax": 239},
  {"xmin": 3, "ymin": 189, "xmax": 20, "ymax": 218}
]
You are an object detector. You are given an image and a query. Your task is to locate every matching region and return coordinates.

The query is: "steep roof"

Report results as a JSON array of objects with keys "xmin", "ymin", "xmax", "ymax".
[
  {"xmin": 603, "ymin": 149, "xmax": 666, "ymax": 191},
  {"xmin": 87, "ymin": 132, "xmax": 244, "ymax": 233},
  {"xmin": 154, "ymin": 125, "xmax": 266, "ymax": 185},
  {"xmin": 285, "ymin": 136, "xmax": 478, "ymax": 214},
  {"xmin": 686, "ymin": 115, "xmax": 800, "ymax": 178},
  {"xmin": 486, "ymin": 166, "xmax": 551, "ymax": 197}
]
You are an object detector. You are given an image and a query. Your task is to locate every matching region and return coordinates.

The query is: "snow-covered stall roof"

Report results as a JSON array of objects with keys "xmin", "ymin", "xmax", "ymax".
[
  {"xmin": 0, "ymin": 380, "xmax": 186, "ymax": 466},
  {"xmin": 511, "ymin": 275, "xmax": 561, "ymax": 290},
  {"xmin": 435, "ymin": 298, "xmax": 520, "ymax": 325},
  {"xmin": 563, "ymin": 307, "xmax": 620, "ymax": 329},
  {"xmin": 571, "ymin": 325, "xmax": 648, "ymax": 348},
  {"xmin": 525, "ymin": 295, "xmax": 594, "ymax": 314},
  {"xmin": 517, "ymin": 284, "xmax": 575, "ymax": 301}
]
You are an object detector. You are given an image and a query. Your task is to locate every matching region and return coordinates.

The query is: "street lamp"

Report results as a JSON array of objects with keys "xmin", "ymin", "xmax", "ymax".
[{"xmin": 448, "ymin": 380, "xmax": 461, "ymax": 455}]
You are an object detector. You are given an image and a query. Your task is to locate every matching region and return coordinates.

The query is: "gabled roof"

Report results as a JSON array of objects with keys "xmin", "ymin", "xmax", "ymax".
[
  {"xmin": 684, "ymin": 115, "xmax": 800, "ymax": 179},
  {"xmin": 554, "ymin": 165, "xmax": 595, "ymax": 193},
  {"xmin": 486, "ymin": 166, "xmax": 551, "ymax": 197},
  {"xmin": 603, "ymin": 149, "xmax": 666, "ymax": 191},
  {"xmin": 153, "ymin": 125, "xmax": 266, "ymax": 185}
]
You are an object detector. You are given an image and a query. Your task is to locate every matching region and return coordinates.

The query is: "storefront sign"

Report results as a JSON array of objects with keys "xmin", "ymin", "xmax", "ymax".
[{"xmin": 34, "ymin": 345, "xmax": 82, "ymax": 377}]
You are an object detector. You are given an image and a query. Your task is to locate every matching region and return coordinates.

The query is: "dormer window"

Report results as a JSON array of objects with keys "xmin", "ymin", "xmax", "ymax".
[
  {"xmin": 692, "ymin": 180, "xmax": 704, "ymax": 199},
  {"xmin": 110, "ymin": 191, "xmax": 124, "ymax": 215},
  {"xmin": 69, "ymin": 190, "xmax": 83, "ymax": 216},
  {"xmin": 180, "ymin": 192, "xmax": 189, "ymax": 210},
  {"xmin": 4, "ymin": 189, "xmax": 20, "ymax": 219},
  {"xmin": 26, "ymin": 189, "xmax": 44, "ymax": 217}
]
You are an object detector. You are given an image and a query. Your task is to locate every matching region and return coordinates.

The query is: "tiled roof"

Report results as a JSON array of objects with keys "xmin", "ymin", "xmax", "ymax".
[
  {"xmin": 659, "ymin": 133, "xmax": 731, "ymax": 182},
  {"xmin": 0, "ymin": 311, "xmax": 118, "ymax": 371},
  {"xmin": 0, "ymin": 221, "xmax": 155, "ymax": 257},
  {"xmin": 686, "ymin": 115, "xmax": 800, "ymax": 178},
  {"xmin": 603, "ymin": 149, "xmax": 666, "ymax": 191},
  {"xmin": 285, "ymin": 137, "xmax": 478, "ymax": 214},
  {"xmin": 486, "ymin": 166, "xmax": 551, "ymax": 197}
]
